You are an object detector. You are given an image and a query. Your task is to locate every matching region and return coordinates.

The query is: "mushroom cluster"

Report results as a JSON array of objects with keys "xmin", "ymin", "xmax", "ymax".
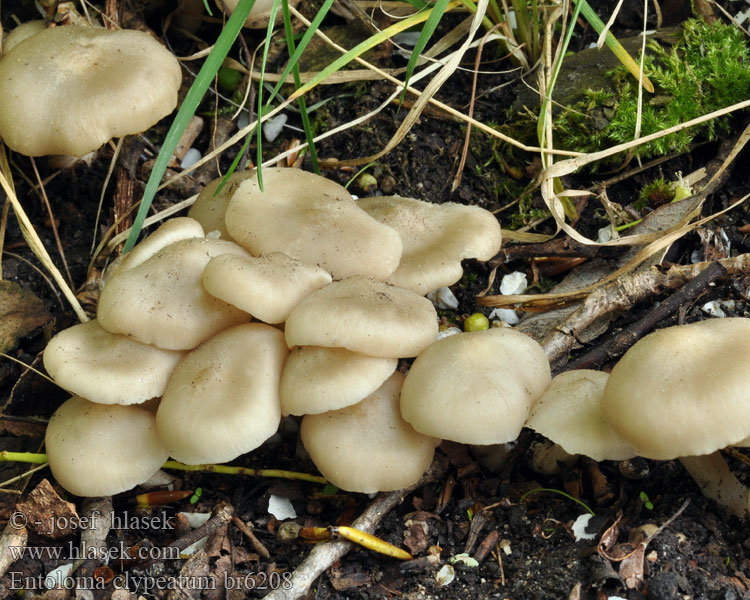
[
  {"xmin": 523, "ymin": 318, "xmax": 750, "ymax": 518},
  {"xmin": 43, "ymin": 167, "xmax": 509, "ymax": 496}
]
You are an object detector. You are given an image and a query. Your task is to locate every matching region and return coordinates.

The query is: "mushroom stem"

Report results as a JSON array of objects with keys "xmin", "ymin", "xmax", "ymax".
[{"xmin": 679, "ymin": 452, "xmax": 750, "ymax": 519}]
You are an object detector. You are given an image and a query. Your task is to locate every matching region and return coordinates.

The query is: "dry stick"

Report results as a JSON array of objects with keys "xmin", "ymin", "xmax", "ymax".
[
  {"xmin": 264, "ymin": 457, "xmax": 448, "ymax": 600},
  {"xmin": 232, "ymin": 515, "xmax": 271, "ymax": 560},
  {"xmin": 30, "ymin": 157, "xmax": 74, "ymax": 286},
  {"xmin": 542, "ymin": 255, "xmax": 750, "ymax": 365},
  {"xmin": 563, "ymin": 260, "xmax": 727, "ymax": 370}
]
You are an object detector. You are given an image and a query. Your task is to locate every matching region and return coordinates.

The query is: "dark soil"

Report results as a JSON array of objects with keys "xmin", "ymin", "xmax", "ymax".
[{"xmin": 2, "ymin": 0, "xmax": 750, "ymax": 599}]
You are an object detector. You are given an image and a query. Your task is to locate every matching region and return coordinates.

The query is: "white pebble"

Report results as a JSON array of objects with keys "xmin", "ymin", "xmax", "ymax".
[
  {"xmin": 180, "ymin": 148, "xmax": 202, "ymax": 169},
  {"xmin": 268, "ymin": 494, "xmax": 297, "ymax": 520},
  {"xmin": 46, "ymin": 564, "xmax": 74, "ymax": 589},
  {"xmin": 597, "ymin": 225, "xmax": 614, "ymax": 243},
  {"xmin": 178, "ymin": 512, "xmax": 212, "ymax": 528},
  {"xmin": 571, "ymin": 513, "xmax": 597, "ymax": 541},
  {"xmin": 263, "ymin": 113, "xmax": 288, "ymax": 142},
  {"xmin": 435, "ymin": 564, "xmax": 455, "ymax": 586},
  {"xmin": 489, "ymin": 307, "xmax": 519, "ymax": 325},
  {"xmin": 701, "ymin": 301, "xmax": 726, "ymax": 318},
  {"xmin": 427, "ymin": 287, "xmax": 459, "ymax": 310},
  {"xmin": 500, "ymin": 271, "xmax": 527, "ymax": 295}
]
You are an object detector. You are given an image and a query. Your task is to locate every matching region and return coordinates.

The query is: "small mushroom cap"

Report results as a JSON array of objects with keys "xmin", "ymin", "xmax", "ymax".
[
  {"xmin": 202, "ymin": 252, "xmax": 332, "ymax": 324},
  {"xmin": 602, "ymin": 318, "xmax": 750, "ymax": 460},
  {"xmin": 43, "ymin": 320, "xmax": 185, "ymax": 405},
  {"xmin": 0, "ymin": 26, "xmax": 182, "ymax": 157},
  {"xmin": 118, "ymin": 217, "xmax": 205, "ymax": 273},
  {"xmin": 280, "ymin": 346, "xmax": 397, "ymax": 415},
  {"xmin": 225, "ymin": 168, "xmax": 403, "ymax": 280},
  {"xmin": 400, "ymin": 328, "xmax": 551, "ymax": 444},
  {"xmin": 526, "ymin": 370, "xmax": 636, "ymax": 462},
  {"xmin": 98, "ymin": 237, "xmax": 250, "ymax": 350},
  {"xmin": 300, "ymin": 372, "xmax": 438, "ymax": 493},
  {"xmin": 358, "ymin": 196, "xmax": 502, "ymax": 294},
  {"xmin": 285, "ymin": 275, "xmax": 438, "ymax": 358},
  {"xmin": 46, "ymin": 396, "xmax": 169, "ymax": 497},
  {"xmin": 188, "ymin": 170, "xmax": 257, "ymax": 240},
  {"xmin": 156, "ymin": 323, "xmax": 288, "ymax": 464}
]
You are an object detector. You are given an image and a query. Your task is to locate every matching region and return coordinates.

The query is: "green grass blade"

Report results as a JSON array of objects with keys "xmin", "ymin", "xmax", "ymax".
[
  {"xmin": 255, "ymin": 0, "xmax": 284, "ymax": 190},
  {"xmin": 400, "ymin": 0, "xmax": 451, "ymax": 102},
  {"xmin": 267, "ymin": 0, "xmax": 336, "ymax": 106},
  {"xmin": 573, "ymin": 0, "xmax": 654, "ymax": 93},
  {"xmin": 281, "ymin": 0, "xmax": 320, "ymax": 173},
  {"xmin": 123, "ymin": 0, "xmax": 257, "ymax": 253},
  {"xmin": 289, "ymin": 0, "xmax": 463, "ymax": 101}
]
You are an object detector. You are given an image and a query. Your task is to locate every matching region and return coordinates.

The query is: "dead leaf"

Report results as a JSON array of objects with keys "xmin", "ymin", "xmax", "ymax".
[
  {"xmin": 14, "ymin": 479, "xmax": 77, "ymax": 539},
  {"xmin": 0, "ymin": 280, "xmax": 50, "ymax": 354}
]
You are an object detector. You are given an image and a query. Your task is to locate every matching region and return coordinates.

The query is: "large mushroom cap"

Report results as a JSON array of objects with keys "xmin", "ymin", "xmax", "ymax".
[
  {"xmin": 602, "ymin": 318, "xmax": 750, "ymax": 460},
  {"xmin": 284, "ymin": 275, "xmax": 438, "ymax": 358},
  {"xmin": 225, "ymin": 168, "xmax": 403, "ymax": 280},
  {"xmin": 358, "ymin": 195, "xmax": 502, "ymax": 294},
  {"xmin": 280, "ymin": 346, "xmax": 397, "ymax": 415},
  {"xmin": 46, "ymin": 396, "xmax": 169, "ymax": 497},
  {"xmin": 156, "ymin": 323, "xmax": 288, "ymax": 464},
  {"xmin": 97, "ymin": 237, "xmax": 250, "ymax": 350},
  {"xmin": 300, "ymin": 372, "xmax": 438, "ymax": 493},
  {"xmin": 202, "ymin": 252, "xmax": 332, "ymax": 324},
  {"xmin": 526, "ymin": 370, "xmax": 636, "ymax": 462},
  {"xmin": 0, "ymin": 25, "xmax": 182, "ymax": 157},
  {"xmin": 400, "ymin": 328, "xmax": 550, "ymax": 444},
  {"xmin": 43, "ymin": 320, "xmax": 185, "ymax": 405}
]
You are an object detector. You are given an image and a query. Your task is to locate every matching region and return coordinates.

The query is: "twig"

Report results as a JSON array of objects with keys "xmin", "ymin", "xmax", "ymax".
[
  {"xmin": 264, "ymin": 456, "xmax": 448, "ymax": 600},
  {"xmin": 542, "ymin": 255, "xmax": 750, "ymax": 365},
  {"xmin": 232, "ymin": 515, "xmax": 271, "ymax": 559},
  {"xmin": 563, "ymin": 260, "xmax": 727, "ymax": 370}
]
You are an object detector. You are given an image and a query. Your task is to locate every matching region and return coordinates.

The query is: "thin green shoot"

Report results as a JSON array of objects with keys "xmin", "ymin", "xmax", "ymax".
[
  {"xmin": 281, "ymin": 0, "xmax": 319, "ymax": 173},
  {"xmin": 519, "ymin": 487, "xmax": 595, "ymax": 516},
  {"xmin": 0, "ymin": 452, "xmax": 327, "ymax": 485},
  {"xmin": 288, "ymin": 1, "xmax": 464, "ymax": 102},
  {"xmin": 639, "ymin": 490, "xmax": 654, "ymax": 510},
  {"xmin": 254, "ymin": 0, "xmax": 284, "ymax": 191},
  {"xmin": 400, "ymin": 0, "xmax": 451, "ymax": 105},
  {"xmin": 123, "ymin": 0, "xmax": 257, "ymax": 253},
  {"xmin": 216, "ymin": 0, "xmax": 335, "ymax": 195}
]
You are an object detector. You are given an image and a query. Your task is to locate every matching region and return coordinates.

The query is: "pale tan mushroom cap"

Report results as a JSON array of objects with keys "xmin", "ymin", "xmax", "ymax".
[
  {"xmin": 358, "ymin": 196, "xmax": 502, "ymax": 294},
  {"xmin": 46, "ymin": 396, "xmax": 169, "ymax": 497},
  {"xmin": 0, "ymin": 26, "xmax": 182, "ymax": 157},
  {"xmin": 156, "ymin": 323, "xmax": 288, "ymax": 464},
  {"xmin": 401, "ymin": 328, "xmax": 550, "ymax": 444},
  {"xmin": 98, "ymin": 238, "xmax": 250, "ymax": 350},
  {"xmin": 280, "ymin": 346, "xmax": 397, "ymax": 415},
  {"xmin": 118, "ymin": 217, "xmax": 205, "ymax": 273},
  {"xmin": 43, "ymin": 320, "xmax": 185, "ymax": 405},
  {"xmin": 602, "ymin": 318, "xmax": 750, "ymax": 460},
  {"xmin": 202, "ymin": 252, "xmax": 332, "ymax": 324},
  {"xmin": 225, "ymin": 168, "xmax": 403, "ymax": 280},
  {"xmin": 301, "ymin": 372, "xmax": 438, "ymax": 493},
  {"xmin": 285, "ymin": 275, "xmax": 438, "ymax": 358},
  {"xmin": 526, "ymin": 370, "xmax": 636, "ymax": 461},
  {"xmin": 188, "ymin": 170, "xmax": 256, "ymax": 240}
]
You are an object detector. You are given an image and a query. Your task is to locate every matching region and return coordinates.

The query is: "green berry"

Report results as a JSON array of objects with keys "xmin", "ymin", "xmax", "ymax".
[{"xmin": 463, "ymin": 313, "xmax": 489, "ymax": 332}]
